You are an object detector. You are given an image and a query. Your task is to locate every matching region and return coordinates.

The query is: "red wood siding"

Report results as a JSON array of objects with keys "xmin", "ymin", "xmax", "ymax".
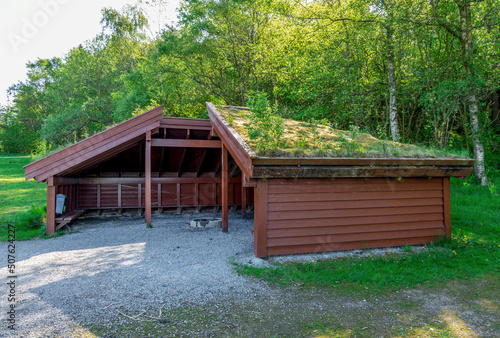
[
  {"xmin": 263, "ymin": 177, "xmax": 445, "ymax": 256},
  {"xmin": 77, "ymin": 175, "xmax": 251, "ymax": 209},
  {"xmin": 56, "ymin": 185, "xmax": 78, "ymax": 213}
]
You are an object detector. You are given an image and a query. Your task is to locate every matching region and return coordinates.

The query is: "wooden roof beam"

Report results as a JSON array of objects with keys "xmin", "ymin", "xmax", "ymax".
[
  {"xmin": 207, "ymin": 102, "xmax": 254, "ymax": 178},
  {"xmin": 151, "ymin": 139, "xmax": 221, "ymax": 148}
]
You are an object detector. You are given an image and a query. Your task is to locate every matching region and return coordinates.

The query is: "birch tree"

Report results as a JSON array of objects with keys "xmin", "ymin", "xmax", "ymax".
[{"xmin": 429, "ymin": 0, "xmax": 488, "ymax": 185}]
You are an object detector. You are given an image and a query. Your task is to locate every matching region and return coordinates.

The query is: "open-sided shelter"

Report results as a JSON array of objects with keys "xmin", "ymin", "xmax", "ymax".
[
  {"xmin": 25, "ymin": 104, "xmax": 474, "ymax": 258},
  {"xmin": 24, "ymin": 106, "xmax": 252, "ymax": 235}
]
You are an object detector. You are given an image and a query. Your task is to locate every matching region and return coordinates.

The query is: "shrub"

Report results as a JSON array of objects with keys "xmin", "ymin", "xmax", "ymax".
[{"xmin": 15, "ymin": 205, "xmax": 45, "ymax": 231}]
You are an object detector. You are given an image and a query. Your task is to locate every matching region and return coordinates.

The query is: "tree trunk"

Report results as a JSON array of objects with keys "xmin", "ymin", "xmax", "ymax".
[
  {"xmin": 386, "ymin": 22, "xmax": 400, "ymax": 142},
  {"xmin": 458, "ymin": 0, "xmax": 488, "ymax": 185},
  {"xmin": 468, "ymin": 92, "xmax": 488, "ymax": 185}
]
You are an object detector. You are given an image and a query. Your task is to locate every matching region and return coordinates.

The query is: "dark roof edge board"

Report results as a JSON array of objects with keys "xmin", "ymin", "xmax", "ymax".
[
  {"xmin": 206, "ymin": 102, "xmax": 255, "ymax": 177},
  {"xmin": 24, "ymin": 106, "xmax": 164, "ymax": 182},
  {"xmin": 252, "ymin": 165, "xmax": 474, "ymax": 179}
]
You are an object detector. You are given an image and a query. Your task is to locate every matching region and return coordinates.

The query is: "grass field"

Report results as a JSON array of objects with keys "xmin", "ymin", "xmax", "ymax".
[{"xmin": 0, "ymin": 155, "xmax": 46, "ymax": 241}]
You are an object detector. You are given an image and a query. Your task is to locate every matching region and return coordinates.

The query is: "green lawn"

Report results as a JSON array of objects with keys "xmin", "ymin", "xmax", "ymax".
[
  {"xmin": 0, "ymin": 155, "xmax": 46, "ymax": 241},
  {"xmin": 236, "ymin": 177, "xmax": 500, "ymax": 292}
]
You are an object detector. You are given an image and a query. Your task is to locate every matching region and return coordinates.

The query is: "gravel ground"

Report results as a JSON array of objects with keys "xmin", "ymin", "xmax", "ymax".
[{"xmin": 1, "ymin": 211, "xmax": 269, "ymax": 337}]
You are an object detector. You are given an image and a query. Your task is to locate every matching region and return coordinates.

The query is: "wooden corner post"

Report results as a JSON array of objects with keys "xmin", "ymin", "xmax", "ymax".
[
  {"xmin": 254, "ymin": 179, "xmax": 268, "ymax": 258},
  {"xmin": 222, "ymin": 143, "xmax": 229, "ymax": 232},
  {"xmin": 46, "ymin": 177, "xmax": 56, "ymax": 235},
  {"xmin": 145, "ymin": 130, "xmax": 152, "ymax": 226},
  {"xmin": 443, "ymin": 177, "xmax": 451, "ymax": 238}
]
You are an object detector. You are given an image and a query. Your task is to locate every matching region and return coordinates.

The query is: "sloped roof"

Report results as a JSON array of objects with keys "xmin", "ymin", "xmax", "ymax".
[
  {"xmin": 206, "ymin": 102, "xmax": 475, "ymax": 179},
  {"xmin": 24, "ymin": 106, "xmax": 163, "ymax": 182}
]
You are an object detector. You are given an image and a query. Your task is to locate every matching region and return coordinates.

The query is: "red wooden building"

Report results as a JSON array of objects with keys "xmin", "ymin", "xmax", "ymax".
[{"xmin": 24, "ymin": 104, "xmax": 474, "ymax": 258}]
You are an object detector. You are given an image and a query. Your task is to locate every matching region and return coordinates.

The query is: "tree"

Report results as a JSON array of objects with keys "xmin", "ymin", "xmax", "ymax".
[{"xmin": 429, "ymin": 0, "xmax": 492, "ymax": 185}]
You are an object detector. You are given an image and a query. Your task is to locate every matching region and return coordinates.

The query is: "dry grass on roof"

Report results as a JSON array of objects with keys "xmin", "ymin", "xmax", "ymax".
[{"xmin": 220, "ymin": 107, "xmax": 468, "ymax": 159}]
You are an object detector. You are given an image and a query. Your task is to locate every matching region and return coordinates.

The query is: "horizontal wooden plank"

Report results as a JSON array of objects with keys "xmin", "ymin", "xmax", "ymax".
[
  {"xmin": 76, "ymin": 203, "xmax": 242, "ymax": 210},
  {"xmin": 79, "ymin": 177, "xmax": 242, "ymax": 184},
  {"xmin": 268, "ymin": 205, "xmax": 443, "ymax": 221},
  {"xmin": 268, "ymin": 177, "xmax": 442, "ymax": 186},
  {"xmin": 267, "ymin": 237, "xmax": 439, "ymax": 256},
  {"xmin": 268, "ymin": 190, "xmax": 443, "ymax": 203},
  {"xmin": 268, "ymin": 228, "xmax": 444, "ymax": 247},
  {"xmin": 253, "ymin": 166, "xmax": 474, "ymax": 179},
  {"xmin": 267, "ymin": 221, "xmax": 444, "ymax": 238},
  {"xmin": 160, "ymin": 117, "xmax": 211, "ymax": 127},
  {"xmin": 151, "ymin": 139, "xmax": 221, "ymax": 148},
  {"xmin": 268, "ymin": 182, "xmax": 443, "ymax": 195},
  {"xmin": 254, "ymin": 157, "xmax": 475, "ymax": 167},
  {"xmin": 267, "ymin": 213, "xmax": 444, "ymax": 229},
  {"xmin": 268, "ymin": 198, "xmax": 443, "ymax": 212},
  {"xmin": 161, "ymin": 125, "xmax": 213, "ymax": 131}
]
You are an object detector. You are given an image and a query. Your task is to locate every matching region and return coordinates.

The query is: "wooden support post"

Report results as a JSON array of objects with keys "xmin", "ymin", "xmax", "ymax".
[
  {"xmin": 138, "ymin": 183, "xmax": 142, "ymax": 215},
  {"xmin": 46, "ymin": 179, "xmax": 56, "ymax": 235},
  {"xmin": 176, "ymin": 183, "xmax": 181, "ymax": 214},
  {"xmin": 97, "ymin": 184, "xmax": 101, "ymax": 215},
  {"xmin": 195, "ymin": 183, "xmax": 200, "ymax": 212},
  {"xmin": 222, "ymin": 143, "xmax": 229, "ymax": 232},
  {"xmin": 118, "ymin": 183, "xmax": 122, "ymax": 214},
  {"xmin": 158, "ymin": 183, "xmax": 162, "ymax": 213},
  {"xmin": 254, "ymin": 179, "xmax": 268, "ymax": 258},
  {"xmin": 443, "ymin": 177, "xmax": 451, "ymax": 238},
  {"xmin": 241, "ymin": 184, "xmax": 247, "ymax": 218},
  {"xmin": 145, "ymin": 130, "xmax": 152, "ymax": 226},
  {"xmin": 213, "ymin": 182, "xmax": 217, "ymax": 212}
]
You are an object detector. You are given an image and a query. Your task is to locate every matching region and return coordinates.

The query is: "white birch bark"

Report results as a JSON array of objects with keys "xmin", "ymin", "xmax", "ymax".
[
  {"xmin": 458, "ymin": 0, "xmax": 488, "ymax": 185},
  {"xmin": 387, "ymin": 23, "xmax": 401, "ymax": 142}
]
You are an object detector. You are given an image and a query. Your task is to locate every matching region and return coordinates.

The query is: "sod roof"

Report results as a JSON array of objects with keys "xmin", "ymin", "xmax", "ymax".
[{"xmin": 219, "ymin": 107, "xmax": 466, "ymax": 159}]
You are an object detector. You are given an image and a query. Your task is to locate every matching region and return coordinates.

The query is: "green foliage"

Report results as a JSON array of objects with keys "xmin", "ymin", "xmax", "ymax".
[
  {"xmin": 0, "ymin": 155, "xmax": 46, "ymax": 241},
  {"xmin": 14, "ymin": 204, "xmax": 45, "ymax": 231},
  {"xmin": 1, "ymin": 0, "xmax": 499, "ymax": 177},
  {"xmin": 245, "ymin": 92, "xmax": 284, "ymax": 154},
  {"xmin": 235, "ymin": 177, "xmax": 500, "ymax": 291}
]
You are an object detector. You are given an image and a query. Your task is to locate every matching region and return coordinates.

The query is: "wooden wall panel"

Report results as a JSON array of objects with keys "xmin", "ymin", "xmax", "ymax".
[
  {"xmin": 199, "ymin": 183, "xmax": 215, "ymax": 205},
  {"xmin": 161, "ymin": 184, "xmax": 177, "ymax": 206},
  {"xmin": 181, "ymin": 184, "xmax": 196, "ymax": 206},
  {"xmin": 122, "ymin": 184, "xmax": 139, "ymax": 207},
  {"xmin": 78, "ymin": 185, "xmax": 97, "ymax": 208},
  {"xmin": 100, "ymin": 185, "xmax": 118, "ymax": 207},
  {"xmin": 264, "ymin": 177, "xmax": 446, "ymax": 255}
]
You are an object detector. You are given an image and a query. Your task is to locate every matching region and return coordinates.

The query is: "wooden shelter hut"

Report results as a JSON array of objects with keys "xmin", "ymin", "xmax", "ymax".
[{"xmin": 24, "ymin": 104, "xmax": 474, "ymax": 258}]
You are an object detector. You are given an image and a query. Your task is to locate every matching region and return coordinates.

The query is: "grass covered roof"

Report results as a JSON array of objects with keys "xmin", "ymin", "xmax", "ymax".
[{"xmin": 219, "ymin": 106, "xmax": 468, "ymax": 159}]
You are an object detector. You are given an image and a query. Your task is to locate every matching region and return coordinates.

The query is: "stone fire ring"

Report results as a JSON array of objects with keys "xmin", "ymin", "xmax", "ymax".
[{"xmin": 189, "ymin": 218, "xmax": 222, "ymax": 229}]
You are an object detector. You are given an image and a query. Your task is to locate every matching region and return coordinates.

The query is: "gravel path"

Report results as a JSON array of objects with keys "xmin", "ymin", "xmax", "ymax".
[{"xmin": 1, "ymin": 212, "xmax": 269, "ymax": 337}]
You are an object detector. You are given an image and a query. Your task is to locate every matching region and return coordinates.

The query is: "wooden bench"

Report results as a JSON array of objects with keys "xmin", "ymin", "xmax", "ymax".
[{"xmin": 55, "ymin": 209, "xmax": 85, "ymax": 231}]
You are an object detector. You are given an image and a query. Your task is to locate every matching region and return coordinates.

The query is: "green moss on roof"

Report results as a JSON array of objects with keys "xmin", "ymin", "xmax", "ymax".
[{"xmin": 220, "ymin": 107, "xmax": 468, "ymax": 159}]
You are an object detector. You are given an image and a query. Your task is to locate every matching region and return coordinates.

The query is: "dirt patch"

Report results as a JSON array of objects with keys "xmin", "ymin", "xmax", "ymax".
[{"xmin": 87, "ymin": 276, "xmax": 499, "ymax": 337}]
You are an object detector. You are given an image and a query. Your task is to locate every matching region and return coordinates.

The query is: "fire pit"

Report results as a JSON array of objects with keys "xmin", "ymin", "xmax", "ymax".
[{"xmin": 189, "ymin": 218, "xmax": 222, "ymax": 229}]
